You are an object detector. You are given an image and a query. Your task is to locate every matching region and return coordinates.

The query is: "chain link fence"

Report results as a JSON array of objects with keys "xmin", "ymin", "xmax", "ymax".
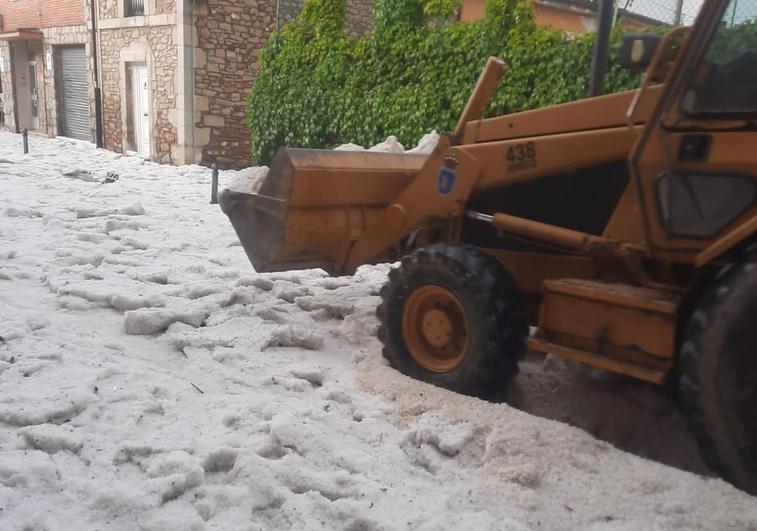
[
  {"xmin": 275, "ymin": 1, "xmax": 757, "ymax": 32},
  {"xmin": 617, "ymin": 0, "xmax": 702, "ymax": 26},
  {"xmin": 616, "ymin": 0, "xmax": 757, "ymax": 27}
]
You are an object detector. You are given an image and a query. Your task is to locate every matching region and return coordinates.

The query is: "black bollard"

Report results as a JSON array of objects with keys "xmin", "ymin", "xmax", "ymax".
[
  {"xmin": 210, "ymin": 163, "xmax": 219, "ymax": 204},
  {"xmin": 22, "ymin": 129, "xmax": 28, "ymax": 155}
]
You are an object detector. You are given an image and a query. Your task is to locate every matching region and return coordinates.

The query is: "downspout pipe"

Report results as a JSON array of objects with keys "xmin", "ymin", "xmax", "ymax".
[{"xmin": 89, "ymin": 0, "xmax": 104, "ymax": 147}]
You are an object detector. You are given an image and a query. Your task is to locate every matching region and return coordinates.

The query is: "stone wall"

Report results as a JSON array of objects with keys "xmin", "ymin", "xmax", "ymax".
[
  {"xmin": 99, "ymin": 25, "xmax": 178, "ymax": 163},
  {"xmin": 99, "ymin": 0, "xmax": 119, "ymax": 19},
  {"xmin": 345, "ymin": 0, "xmax": 374, "ymax": 34},
  {"xmin": 275, "ymin": 0, "xmax": 375, "ymax": 34},
  {"xmin": 154, "ymin": 0, "xmax": 176, "ymax": 15},
  {"xmin": 276, "ymin": 0, "xmax": 302, "ymax": 27},
  {"xmin": 193, "ymin": 0, "xmax": 277, "ymax": 168}
]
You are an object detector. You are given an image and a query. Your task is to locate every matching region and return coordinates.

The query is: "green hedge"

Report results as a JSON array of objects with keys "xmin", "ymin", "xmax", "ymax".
[{"xmin": 247, "ymin": 0, "xmax": 640, "ymax": 165}]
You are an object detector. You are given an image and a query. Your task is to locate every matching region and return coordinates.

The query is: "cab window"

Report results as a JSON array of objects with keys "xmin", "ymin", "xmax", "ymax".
[{"xmin": 686, "ymin": 0, "xmax": 757, "ymax": 116}]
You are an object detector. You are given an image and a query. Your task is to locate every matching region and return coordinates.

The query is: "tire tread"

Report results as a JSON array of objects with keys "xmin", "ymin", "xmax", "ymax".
[{"xmin": 376, "ymin": 244, "xmax": 527, "ymax": 399}]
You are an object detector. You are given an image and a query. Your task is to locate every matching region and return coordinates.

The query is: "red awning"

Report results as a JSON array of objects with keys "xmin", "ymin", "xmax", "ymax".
[{"xmin": 0, "ymin": 30, "xmax": 43, "ymax": 42}]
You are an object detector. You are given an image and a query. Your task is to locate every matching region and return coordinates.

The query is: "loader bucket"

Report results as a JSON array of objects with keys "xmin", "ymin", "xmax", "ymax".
[{"xmin": 220, "ymin": 147, "xmax": 427, "ymax": 274}]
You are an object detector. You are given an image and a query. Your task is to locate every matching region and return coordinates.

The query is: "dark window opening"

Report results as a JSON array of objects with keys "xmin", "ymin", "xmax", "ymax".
[
  {"xmin": 656, "ymin": 173, "xmax": 756, "ymax": 238},
  {"xmin": 126, "ymin": 0, "xmax": 144, "ymax": 17}
]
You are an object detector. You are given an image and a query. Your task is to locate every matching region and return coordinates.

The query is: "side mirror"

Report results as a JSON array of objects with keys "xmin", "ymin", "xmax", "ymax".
[{"xmin": 619, "ymin": 33, "xmax": 663, "ymax": 71}]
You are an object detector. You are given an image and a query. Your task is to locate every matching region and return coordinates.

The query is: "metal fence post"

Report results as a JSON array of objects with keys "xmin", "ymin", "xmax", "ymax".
[
  {"xmin": 22, "ymin": 129, "xmax": 28, "ymax": 155},
  {"xmin": 588, "ymin": 0, "xmax": 615, "ymax": 97},
  {"xmin": 673, "ymin": 0, "xmax": 685, "ymax": 25}
]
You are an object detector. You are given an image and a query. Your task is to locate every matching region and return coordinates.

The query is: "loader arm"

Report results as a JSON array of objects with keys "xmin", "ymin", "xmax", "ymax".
[{"xmin": 344, "ymin": 138, "xmax": 481, "ymax": 273}]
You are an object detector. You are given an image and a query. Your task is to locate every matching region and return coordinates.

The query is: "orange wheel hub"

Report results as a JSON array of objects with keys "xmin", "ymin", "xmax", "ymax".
[{"xmin": 402, "ymin": 285, "xmax": 469, "ymax": 373}]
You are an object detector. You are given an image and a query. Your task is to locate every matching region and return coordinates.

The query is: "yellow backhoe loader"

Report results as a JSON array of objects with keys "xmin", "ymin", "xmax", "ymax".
[{"xmin": 221, "ymin": 0, "xmax": 757, "ymax": 494}]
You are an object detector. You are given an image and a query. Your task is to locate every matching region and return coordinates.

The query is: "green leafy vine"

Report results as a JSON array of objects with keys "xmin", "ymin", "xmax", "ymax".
[{"xmin": 247, "ymin": 0, "xmax": 641, "ymax": 164}]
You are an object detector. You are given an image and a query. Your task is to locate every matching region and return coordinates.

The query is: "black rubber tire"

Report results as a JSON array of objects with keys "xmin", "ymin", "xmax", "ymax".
[
  {"xmin": 678, "ymin": 248, "xmax": 757, "ymax": 495},
  {"xmin": 376, "ymin": 243, "xmax": 527, "ymax": 400}
]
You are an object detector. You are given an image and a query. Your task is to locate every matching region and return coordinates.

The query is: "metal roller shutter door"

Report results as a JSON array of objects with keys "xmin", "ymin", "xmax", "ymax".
[{"xmin": 59, "ymin": 47, "xmax": 90, "ymax": 141}]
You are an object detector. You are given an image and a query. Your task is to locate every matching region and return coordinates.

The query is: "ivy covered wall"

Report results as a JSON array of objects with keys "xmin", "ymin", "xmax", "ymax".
[{"xmin": 248, "ymin": 0, "xmax": 639, "ymax": 164}]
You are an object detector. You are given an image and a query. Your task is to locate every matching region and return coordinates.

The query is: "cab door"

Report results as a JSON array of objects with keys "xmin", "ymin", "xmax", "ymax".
[{"xmin": 630, "ymin": 0, "xmax": 757, "ymax": 263}]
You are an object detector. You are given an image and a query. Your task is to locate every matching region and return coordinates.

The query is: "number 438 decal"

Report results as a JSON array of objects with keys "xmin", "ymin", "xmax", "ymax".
[{"xmin": 506, "ymin": 142, "xmax": 537, "ymax": 172}]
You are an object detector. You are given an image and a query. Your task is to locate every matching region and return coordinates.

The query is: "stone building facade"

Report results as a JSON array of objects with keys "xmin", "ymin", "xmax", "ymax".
[
  {"xmin": 1, "ymin": 0, "xmax": 376, "ymax": 167},
  {"xmin": 96, "ymin": 0, "xmax": 185, "ymax": 163},
  {"xmin": 193, "ymin": 0, "xmax": 277, "ymax": 167},
  {"xmin": 0, "ymin": 0, "xmax": 281, "ymax": 167},
  {"xmin": 97, "ymin": 14, "xmax": 178, "ymax": 161},
  {"xmin": 96, "ymin": 0, "xmax": 279, "ymax": 167},
  {"xmin": 0, "ymin": 0, "xmax": 96, "ymax": 140}
]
